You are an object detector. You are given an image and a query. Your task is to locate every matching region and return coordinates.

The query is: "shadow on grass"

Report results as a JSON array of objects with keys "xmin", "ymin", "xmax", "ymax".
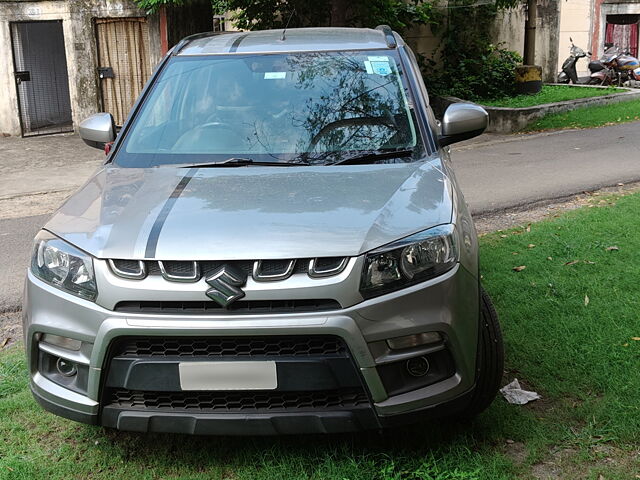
[{"xmin": 77, "ymin": 400, "xmax": 532, "ymax": 479}]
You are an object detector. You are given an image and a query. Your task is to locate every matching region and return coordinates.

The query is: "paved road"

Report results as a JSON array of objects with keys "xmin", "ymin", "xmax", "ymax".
[
  {"xmin": 452, "ymin": 122, "xmax": 640, "ymax": 213},
  {"xmin": 0, "ymin": 214, "xmax": 48, "ymax": 311},
  {"xmin": 2, "ymin": 122, "xmax": 640, "ymax": 309}
]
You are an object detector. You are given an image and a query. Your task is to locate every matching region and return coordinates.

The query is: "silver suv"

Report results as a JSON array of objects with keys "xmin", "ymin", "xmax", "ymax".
[{"xmin": 23, "ymin": 26, "xmax": 503, "ymax": 435}]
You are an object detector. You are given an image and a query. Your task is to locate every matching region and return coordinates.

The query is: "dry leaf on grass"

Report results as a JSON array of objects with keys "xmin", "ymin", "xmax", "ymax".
[
  {"xmin": 526, "ymin": 224, "xmax": 531, "ymax": 232},
  {"xmin": 564, "ymin": 260, "xmax": 580, "ymax": 266},
  {"xmin": 513, "ymin": 265, "xmax": 526, "ymax": 272},
  {"xmin": 527, "ymin": 244, "xmax": 535, "ymax": 248},
  {"xmin": 606, "ymin": 246, "xmax": 619, "ymax": 251},
  {"xmin": 0, "ymin": 338, "xmax": 9, "ymax": 348},
  {"xmin": 631, "ymin": 337, "xmax": 640, "ymax": 341},
  {"xmin": 584, "ymin": 295, "xmax": 589, "ymax": 306}
]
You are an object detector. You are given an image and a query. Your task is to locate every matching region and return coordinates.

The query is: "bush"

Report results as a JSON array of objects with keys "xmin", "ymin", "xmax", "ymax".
[{"xmin": 426, "ymin": 44, "xmax": 522, "ymax": 101}]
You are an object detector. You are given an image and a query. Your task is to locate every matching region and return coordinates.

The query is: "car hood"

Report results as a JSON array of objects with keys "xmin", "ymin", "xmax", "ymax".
[{"xmin": 45, "ymin": 160, "xmax": 453, "ymax": 260}]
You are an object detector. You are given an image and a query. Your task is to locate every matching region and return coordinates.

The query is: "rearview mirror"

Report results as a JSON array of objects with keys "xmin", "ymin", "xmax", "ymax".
[
  {"xmin": 79, "ymin": 113, "xmax": 116, "ymax": 150},
  {"xmin": 439, "ymin": 103, "xmax": 488, "ymax": 148}
]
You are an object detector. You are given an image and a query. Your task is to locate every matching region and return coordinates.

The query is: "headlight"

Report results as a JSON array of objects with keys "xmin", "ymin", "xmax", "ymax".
[
  {"xmin": 360, "ymin": 224, "xmax": 458, "ymax": 298},
  {"xmin": 31, "ymin": 231, "xmax": 97, "ymax": 301}
]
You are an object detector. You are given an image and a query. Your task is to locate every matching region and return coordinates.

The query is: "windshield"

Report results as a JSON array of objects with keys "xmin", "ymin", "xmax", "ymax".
[
  {"xmin": 601, "ymin": 46, "xmax": 620, "ymax": 62},
  {"xmin": 114, "ymin": 50, "xmax": 423, "ymax": 167},
  {"xmin": 570, "ymin": 45, "xmax": 585, "ymax": 57}
]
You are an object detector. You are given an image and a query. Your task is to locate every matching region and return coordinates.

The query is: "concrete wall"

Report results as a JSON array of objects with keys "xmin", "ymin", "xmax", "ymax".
[
  {"xmin": 0, "ymin": 0, "xmax": 162, "ymax": 137},
  {"xmin": 492, "ymin": 0, "xmax": 562, "ymax": 82},
  {"xmin": 403, "ymin": 1, "xmax": 562, "ymax": 83}
]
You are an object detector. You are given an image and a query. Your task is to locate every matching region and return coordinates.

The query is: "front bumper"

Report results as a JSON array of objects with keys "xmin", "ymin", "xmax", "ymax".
[{"xmin": 23, "ymin": 263, "xmax": 480, "ymax": 434}]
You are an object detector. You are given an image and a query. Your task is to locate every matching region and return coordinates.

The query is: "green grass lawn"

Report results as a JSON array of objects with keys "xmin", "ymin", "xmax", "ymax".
[
  {"xmin": 3, "ymin": 193, "xmax": 640, "ymax": 479},
  {"xmin": 482, "ymin": 85, "xmax": 624, "ymax": 108},
  {"xmin": 524, "ymin": 98, "xmax": 640, "ymax": 131}
]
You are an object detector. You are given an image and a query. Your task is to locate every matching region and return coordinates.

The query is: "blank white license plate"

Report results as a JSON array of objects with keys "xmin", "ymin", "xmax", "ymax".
[{"xmin": 178, "ymin": 361, "xmax": 277, "ymax": 391}]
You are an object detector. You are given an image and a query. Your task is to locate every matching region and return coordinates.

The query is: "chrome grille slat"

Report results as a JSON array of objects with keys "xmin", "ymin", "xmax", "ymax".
[
  {"xmin": 109, "ymin": 257, "xmax": 349, "ymax": 282},
  {"xmin": 252, "ymin": 259, "xmax": 296, "ymax": 282}
]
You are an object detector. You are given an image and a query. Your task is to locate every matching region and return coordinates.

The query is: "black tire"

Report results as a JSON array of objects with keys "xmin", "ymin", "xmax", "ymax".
[
  {"xmin": 587, "ymin": 77, "xmax": 603, "ymax": 85},
  {"xmin": 460, "ymin": 287, "xmax": 504, "ymax": 418}
]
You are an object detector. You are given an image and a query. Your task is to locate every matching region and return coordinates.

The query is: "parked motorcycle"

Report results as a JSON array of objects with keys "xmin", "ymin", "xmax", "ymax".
[
  {"xmin": 602, "ymin": 46, "xmax": 640, "ymax": 87},
  {"xmin": 557, "ymin": 38, "xmax": 608, "ymax": 85}
]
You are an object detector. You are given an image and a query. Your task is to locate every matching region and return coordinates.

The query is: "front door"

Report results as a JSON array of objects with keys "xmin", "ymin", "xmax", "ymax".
[
  {"xmin": 95, "ymin": 18, "xmax": 152, "ymax": 126},
  {"xmin": 10, "ymin": 21, "xmax": 73, "ymax": 137}
]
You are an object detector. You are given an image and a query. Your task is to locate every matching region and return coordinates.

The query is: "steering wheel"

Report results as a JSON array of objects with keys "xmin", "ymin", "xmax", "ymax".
[
  {"xmin": 305, "ymin": 116, "xmax": 398, "ymax": 153},
  {"xmin": 174, "ymin": 121, "xmax": 245, "ymax": 152}
]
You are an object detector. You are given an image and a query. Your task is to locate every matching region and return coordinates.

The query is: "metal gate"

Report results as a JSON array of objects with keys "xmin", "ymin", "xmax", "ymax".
[
  {"xmin": 10, "ymin": 21, "xmax": 73, "ymax": 137},
  {"xmin": 95, "ymin": 18, "xmax": 152, "ymax": 126}
]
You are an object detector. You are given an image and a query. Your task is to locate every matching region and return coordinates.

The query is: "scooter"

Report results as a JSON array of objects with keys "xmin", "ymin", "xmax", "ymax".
[{"xmin": 557, "ymin": 38, "xmax": 608, "ymax": 85}]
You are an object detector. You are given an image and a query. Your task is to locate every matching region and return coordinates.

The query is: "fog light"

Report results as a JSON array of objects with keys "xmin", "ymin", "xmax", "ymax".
[
  {"xmin": 387, "ymin": 332, "xmax": 442, "ymax": 350},
  {"xmin": 406, "ymin": 356, "xmax": 430, "ymax": 377},
  {"xmin": 56, "ymin": 358, "xmax": 77, "ymax": 377}
]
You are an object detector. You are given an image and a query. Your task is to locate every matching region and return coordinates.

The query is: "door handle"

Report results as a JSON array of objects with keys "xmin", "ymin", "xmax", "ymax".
[
  {"xmin": 15, "ymin": 71, "xmax": 30, "ymax": 84},
  {"xmin": 97, "ymin": 67, "xmax": 115, "ymax": 79}
]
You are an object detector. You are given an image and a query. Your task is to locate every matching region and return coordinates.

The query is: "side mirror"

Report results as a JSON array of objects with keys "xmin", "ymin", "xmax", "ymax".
[
  {"xmin": 79, "ymin": 113, "xmax": 116, "ymax": 150},
  {"xmin": 439, "ymin": 103, "xmax": 488, "ymax": 148}
]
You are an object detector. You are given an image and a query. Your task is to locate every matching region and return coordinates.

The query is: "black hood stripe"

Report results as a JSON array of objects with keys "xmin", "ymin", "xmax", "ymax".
[
  {"xmin": 228, "ymin": 33, "xmax": 249, "ymax": 53},
  {"xmin": 145, "ymin": 168, "xmax": 197, "ymax": 258}
]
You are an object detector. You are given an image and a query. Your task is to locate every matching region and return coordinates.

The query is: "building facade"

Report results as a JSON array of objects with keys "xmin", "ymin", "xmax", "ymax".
[{"xmin": 0, "ymin": 0, "xmax": 211, "ymax": 137}]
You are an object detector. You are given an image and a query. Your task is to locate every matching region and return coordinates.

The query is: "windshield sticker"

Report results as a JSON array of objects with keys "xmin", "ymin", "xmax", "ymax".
[
  {"xmin": 370, "ymin": 61, "xmax": 392, "ymax": 76},
  {"xmin": 368, "ymin": 56, "xmax": 389, "ymax": 62},
  {"xmin": 264, "ymin": 72, "xmax": 286, "ymax": 79},
  {"xmin": 364, "ymin": 60, "xmax": 374, "ymax": 74}
]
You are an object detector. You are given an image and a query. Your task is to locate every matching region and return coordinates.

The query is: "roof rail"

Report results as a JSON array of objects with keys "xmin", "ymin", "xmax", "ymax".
[
  {"xmin": 172, "ymin": 31, "xmax": 233, "ymax": 56},
  {"xmin": 375, "ymin": 25, "xmax": 397, "ymax": 49}
]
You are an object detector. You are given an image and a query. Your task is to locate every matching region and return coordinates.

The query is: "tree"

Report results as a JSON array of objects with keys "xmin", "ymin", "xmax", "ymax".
[{"xmin": 135, "ymin": 0, "xmax": 440, "ymax": 32}]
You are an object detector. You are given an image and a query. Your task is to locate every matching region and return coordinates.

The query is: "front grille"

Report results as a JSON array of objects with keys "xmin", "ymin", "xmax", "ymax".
[
  {"xmin": 110, "ymin": 257, "xmax": 349, "ymax": 282},
  {"xmin": 111, "ymin": 335, "xmax": 348, "ymax": 357},
  {"xmin": 112, "ymin": 259, "xmax": 142, "ymax": 274},
  {"xmin": 114, "ymin": 299, "xmax": 341, "ymax": 314},
  {"xmin": 107, "ymin": 388, "xmax": 369, "ymax": 412},
  {"xmin": 146, "ymin": 260, "xmax": 311, "ymax": 277}
]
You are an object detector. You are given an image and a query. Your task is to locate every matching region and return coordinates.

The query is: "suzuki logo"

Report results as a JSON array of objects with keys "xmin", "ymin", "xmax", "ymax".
[{"xmin": 205, "ymin": 265, "xmax": 247, "ymax": 307}]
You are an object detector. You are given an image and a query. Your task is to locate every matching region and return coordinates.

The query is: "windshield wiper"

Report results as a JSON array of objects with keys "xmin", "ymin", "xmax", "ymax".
[
  {"xmin": 180, "ymin": 157, "xmax": 307, "ymax": 168},
  {"xmin": 330, "ymin": 149, "xmax": 414, "ymax": 166}
]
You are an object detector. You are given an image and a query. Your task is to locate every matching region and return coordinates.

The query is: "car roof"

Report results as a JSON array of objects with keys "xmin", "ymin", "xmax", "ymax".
[{"xmin": 176, "ymin": 27, "xmax": 402, "ymax": 56}]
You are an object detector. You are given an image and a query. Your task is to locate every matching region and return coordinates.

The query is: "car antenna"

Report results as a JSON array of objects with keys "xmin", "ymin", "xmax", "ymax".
[{"xmin": 281, "ymin": 8, "xmax": 296, "ymax": 41}]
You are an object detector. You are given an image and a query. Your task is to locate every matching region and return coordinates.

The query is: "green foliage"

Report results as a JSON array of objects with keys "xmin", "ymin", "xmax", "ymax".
[
  {"xmin": 482, "ymin": 85, "xmax": 624, "ymax": 108},
  {"xmin": 134, "ymin": 0, "xmax": 439, "ymax": 30},
  {"xmin": 213, "ymin": 0, "xmax": 439, "ymax": 31},
  {"xmin": 426, "ymin": 44, "xmax": 522, "ymax": 101},
  {"xmin": 134, "ymin": 0, "xmax": 190, "ymax": 13},
  {"xmin": 423, "ymin": 2, "xmax": 522, "ymax": 101}
]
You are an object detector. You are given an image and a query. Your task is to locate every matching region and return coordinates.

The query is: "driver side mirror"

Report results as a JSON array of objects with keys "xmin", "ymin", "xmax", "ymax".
[
  {"xmin": 79, "ymin": 113, "xmax": 116, "ymax": 150},
  {"xmin": 439, "ymin": 103, "xmax": 488, "ymax": 148}
]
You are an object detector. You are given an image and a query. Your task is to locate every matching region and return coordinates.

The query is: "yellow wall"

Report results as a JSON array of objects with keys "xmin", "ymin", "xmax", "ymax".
[{"xmin": 558, "ymin": 0, "xmax": 593, "ymax": 76}]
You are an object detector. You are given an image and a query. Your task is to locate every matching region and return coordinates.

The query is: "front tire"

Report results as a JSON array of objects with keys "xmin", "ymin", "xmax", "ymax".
[{"xmin": 460, "ymin": 287, "xmax": 504, "ymax": 418}]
